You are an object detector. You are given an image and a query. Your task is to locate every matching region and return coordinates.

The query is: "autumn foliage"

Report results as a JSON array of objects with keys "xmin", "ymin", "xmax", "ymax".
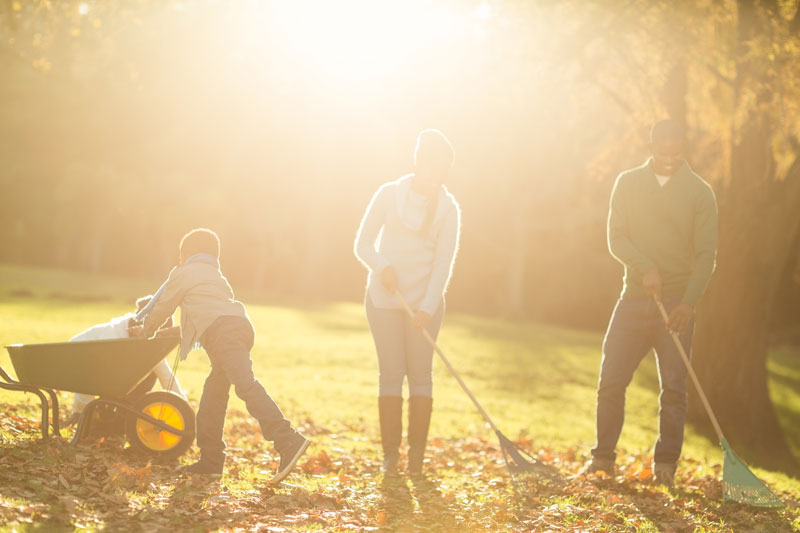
[{"xmin": 1, "ymin": 405, "xmax": 797, "ymax": 532}]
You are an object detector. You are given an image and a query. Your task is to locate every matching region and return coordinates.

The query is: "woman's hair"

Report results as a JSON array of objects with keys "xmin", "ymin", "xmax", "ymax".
[
  {"xmin": 179, "ymin": 228, "xmax": 220, "ymax": 263},
  {"xmin": 414, "ymin": 129, "xmax": 455, "ymax": 170},
  {"xmin": 414, "ymin": 130, "xmax": 454, "ymax": 234}
]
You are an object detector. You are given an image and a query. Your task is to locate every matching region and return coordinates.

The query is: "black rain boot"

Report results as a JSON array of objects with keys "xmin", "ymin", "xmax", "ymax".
[
  {"xmin": 379, "ymin": 396, "xmax": 403, "ymax": 474},
  {"xmin": 406, "ymin": 396, "xmax": 433, "ymax": 475}
]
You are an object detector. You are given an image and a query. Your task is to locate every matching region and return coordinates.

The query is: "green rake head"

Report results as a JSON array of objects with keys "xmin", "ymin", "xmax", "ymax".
[{"xmin": 721, "ymin": 439, "xmax": 784, "ymax": 508}]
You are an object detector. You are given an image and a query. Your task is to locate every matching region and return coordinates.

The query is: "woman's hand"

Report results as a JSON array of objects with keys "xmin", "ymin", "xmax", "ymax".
[
  {"xmin": 380, "ymin": 266, "xmax": 399, "ymax": 294},
  {"xmin": 412, "ymin": 310, "xmax": 432, "ymax": 331}
]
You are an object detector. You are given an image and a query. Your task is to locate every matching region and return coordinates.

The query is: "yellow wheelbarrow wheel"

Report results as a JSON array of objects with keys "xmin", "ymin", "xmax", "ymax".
[{"xmin": 126, "ymin": 391, "xmax": 195, "ymax": 459}]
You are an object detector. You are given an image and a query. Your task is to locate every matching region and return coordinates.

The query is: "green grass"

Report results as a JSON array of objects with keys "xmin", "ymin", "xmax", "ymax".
[{"xmin": 0, "ymin": 264, "xmax": 798, "ymax": 531}]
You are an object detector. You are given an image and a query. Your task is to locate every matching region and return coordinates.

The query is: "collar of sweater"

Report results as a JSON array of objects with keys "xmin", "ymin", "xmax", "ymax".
[
  {"xmin": 644, "ymin": 157, "xmax": 692, "ymax": 182},
  {"xmin": 183, "ymin": 253, "xmax": 220, "ymax": 269},
  {"xmin": 395, "ymin": 174, "xmax": 452, "ymax": 231}
]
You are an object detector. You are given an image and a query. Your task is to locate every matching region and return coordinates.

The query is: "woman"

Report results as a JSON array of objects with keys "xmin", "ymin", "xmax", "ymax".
[{"xmin": 354, "ymin": 129, "xmax": 461, "ymax": 475}]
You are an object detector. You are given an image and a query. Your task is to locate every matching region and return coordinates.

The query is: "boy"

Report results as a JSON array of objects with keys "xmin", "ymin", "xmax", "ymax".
[
  {"xmin": 66, "ymin": 295, "xmax": 187, "ymax": 426},
  {"xmin": 131, "ymin": 228, "xmax": 309, "ymax": 481}
]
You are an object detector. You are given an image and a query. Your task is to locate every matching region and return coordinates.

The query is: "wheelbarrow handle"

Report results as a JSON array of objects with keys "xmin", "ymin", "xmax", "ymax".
[{"xmin": 653, "ymin": 297, "xmax": 725, "ymax": 443}]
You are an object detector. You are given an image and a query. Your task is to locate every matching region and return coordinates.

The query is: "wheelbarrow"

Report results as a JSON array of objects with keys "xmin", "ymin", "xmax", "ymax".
[{"xmin": 2, "ymin": 334, "xmax": 195, "ymax": 459}]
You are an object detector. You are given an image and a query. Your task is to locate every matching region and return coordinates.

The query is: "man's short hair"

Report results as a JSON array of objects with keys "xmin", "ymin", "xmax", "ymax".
[
  {"xmin": 650, "ymin": 119, "xmax": 685, "ymax": 145},
  {"xmin": 179, "ymin": 228, "xmax": 220, "ymax": 261}
]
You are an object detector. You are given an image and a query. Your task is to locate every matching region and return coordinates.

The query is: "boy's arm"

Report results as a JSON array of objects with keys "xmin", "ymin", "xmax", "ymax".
[{"xmin": 141, "ymin": 267, "xmax": 189, "ymax": 338}]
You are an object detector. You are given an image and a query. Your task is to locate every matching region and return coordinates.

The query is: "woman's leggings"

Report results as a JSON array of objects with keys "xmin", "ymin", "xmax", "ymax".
[{"xmin": 366, "ymin": 297, "xmax": 444, "ymax": 398}]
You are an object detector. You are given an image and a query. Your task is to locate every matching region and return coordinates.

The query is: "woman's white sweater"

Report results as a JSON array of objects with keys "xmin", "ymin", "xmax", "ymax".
[{"xmin": 354, "ymin": 175, "xmax": 461, "ymax": 314}]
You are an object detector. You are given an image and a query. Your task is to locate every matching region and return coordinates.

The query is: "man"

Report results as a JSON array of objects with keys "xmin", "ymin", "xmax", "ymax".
[{"xmin": 585, "ymin": 119, "xmax": 718, "ymax": 487}]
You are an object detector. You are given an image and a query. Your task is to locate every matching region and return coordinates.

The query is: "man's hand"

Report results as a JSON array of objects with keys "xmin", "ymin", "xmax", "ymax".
[
  {"xmin": 412, "ymin": 310, "xmax": 432, "ymax": 332},
  {"xmin": 642, "ymin": 268, "xmax": 662, "ymax": 300},
  {"xmin": 667, "ymin": 303, "xmax": 694, "ymax": 335},
  {"xmin": 380, "ymin": 266, "xmax": 399, "ymax": 294},
  {"xmin": 127, "ymin": 325, "xmax": 145, "ymax": 338}
]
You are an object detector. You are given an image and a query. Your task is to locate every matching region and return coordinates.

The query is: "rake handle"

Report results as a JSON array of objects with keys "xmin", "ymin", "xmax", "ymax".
[
  {"xmin": 654, "ymin": 298, "xmax": 726, "ymax": 444},
  {"xmin": 394, "ymin": 292, "xmax": 501, "ymax": 435}
]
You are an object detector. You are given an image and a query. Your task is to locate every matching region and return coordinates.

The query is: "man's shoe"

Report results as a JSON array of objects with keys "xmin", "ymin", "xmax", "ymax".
[
  {"xmin": 178, "ymin": 460, "xmax": 223, "ymax": 478},
  {"xmin": 653, "ymin": 462, "xmax": 676, "ymax": 488},
  {"xmin": 579, "ymin": 458, "xmax": 615, "ymax": 477},
  {"xmin": 271, "ymin": 434, "xmax": 310, "ymax": 484}
]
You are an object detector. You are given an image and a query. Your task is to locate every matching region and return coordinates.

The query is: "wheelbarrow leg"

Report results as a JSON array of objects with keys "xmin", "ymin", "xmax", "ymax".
[
  {"xmin": 0, "ymin": 382, "xmax": 50, "ymax": 439},
  {"xmin": 43, "ymin": 388, "xmax": 60, "ymax": 435},
  {"xmin": 0, "ymin": 365, "xmax": 50, "ymax": 439},
  {"xmin": 70, "ymin": 399, "xmax": 99, "ymax": 446}
]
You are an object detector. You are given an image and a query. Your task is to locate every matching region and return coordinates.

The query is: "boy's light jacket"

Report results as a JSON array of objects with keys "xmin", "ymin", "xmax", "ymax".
[{"xmin": 141, "ymin": 254, "xmax": 250, "ymax": 360}]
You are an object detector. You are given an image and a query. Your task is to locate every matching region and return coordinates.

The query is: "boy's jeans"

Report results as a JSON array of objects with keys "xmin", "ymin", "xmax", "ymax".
[
  {"xmin": 591, "ymin": 296, "xmax": 695, "ymax": 466},
  {"xmin": 196, "ymin": 316, "xmax": 297, "ymax": 464}
]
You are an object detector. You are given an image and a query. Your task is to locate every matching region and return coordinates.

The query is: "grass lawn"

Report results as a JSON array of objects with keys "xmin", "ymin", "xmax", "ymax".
[{"xmin": 0, "ymin": 264, "xmax": 798, "ymax": 532}]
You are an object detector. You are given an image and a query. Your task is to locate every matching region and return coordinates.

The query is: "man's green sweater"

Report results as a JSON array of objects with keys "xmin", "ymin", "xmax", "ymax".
[{"xmin": 608, "ymin": 158, "xmax": 718, "ymax": 306}]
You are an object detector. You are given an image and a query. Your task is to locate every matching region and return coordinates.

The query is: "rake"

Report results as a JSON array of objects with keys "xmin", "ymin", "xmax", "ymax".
[
  {"xmin": 394, "ymin": 292, "xmax": 560, "ymax": 483},
  {"xmin": 654, "ymin": 298, "xmax": 784, "ymax": 507}
]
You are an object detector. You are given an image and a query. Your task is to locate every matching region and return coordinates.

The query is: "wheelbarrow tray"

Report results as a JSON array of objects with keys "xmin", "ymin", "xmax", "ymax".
[{"xmin": 5, "ymin": 336, "xmax": 179, "ymax": 398}]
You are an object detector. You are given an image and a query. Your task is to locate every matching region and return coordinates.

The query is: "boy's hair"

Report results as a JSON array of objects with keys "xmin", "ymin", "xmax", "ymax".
[{"xmin": 179, "ymin": 228, "xmax": 220, "ymax": 262}]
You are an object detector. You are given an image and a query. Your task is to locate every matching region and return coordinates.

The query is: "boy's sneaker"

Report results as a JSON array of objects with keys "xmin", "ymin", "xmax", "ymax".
[
  {"xmin": 178, "ymin": 459, "xmax": 223, "ymax": 478},
  {"xmin": 579, "ymin": 458, "xmax": 615, "ymax": 477},
  {"xmin": 270, "ymin": 434, "xmax": 310, "ymax": 484},
  {"xmin": 653, "ymin": 462, "xmax": 676, "ymax": 488}
]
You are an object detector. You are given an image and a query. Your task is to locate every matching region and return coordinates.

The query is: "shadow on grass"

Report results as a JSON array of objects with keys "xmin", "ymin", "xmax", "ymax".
[
  {"xmin": 377, "ymin": 475, "xmax": 462, "ymax": 531},
  {"xmin": 409, "ymin": 475, "xmax": 462, "ymax": 530},
  {"xmin": 378, "ymin": 476, "xmax": 414, "ymax": 530},
  {"xmin": 0, "ymin": 438, "xmax": 83, "ymax": 532},
  {"xmin": 106, "ymin": 476, "xmax": 231, "ymax": 533},
  {"xmin": 0, "ymin": 430, "xmax": 230, "ymax": 533}
]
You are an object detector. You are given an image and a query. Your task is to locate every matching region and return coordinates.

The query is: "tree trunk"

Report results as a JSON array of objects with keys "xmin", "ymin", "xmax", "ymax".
[
  {"xmin": 692, "ymin": 109, "xmax": 800, "ymax": 470},
  {"xmin": 660, "ymin": 61, "xmax": 687, "ymax": 132}
]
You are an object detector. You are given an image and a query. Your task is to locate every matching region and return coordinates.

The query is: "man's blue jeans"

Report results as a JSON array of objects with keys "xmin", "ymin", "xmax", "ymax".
[
  {"xmin": 195, "ymin": 316, "xmax": 296, "ymax": 464},
  {"xmin": 591, "ymin": 297, "xmax": 695, "ymax": 465}
]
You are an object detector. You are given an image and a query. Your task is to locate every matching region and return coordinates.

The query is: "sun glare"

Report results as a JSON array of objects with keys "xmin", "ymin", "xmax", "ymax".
[
  {"xmin": 474, "ymin": 1, "xmax": 491, "ymax": 21},
  {"xmin": 271, "ymin": 0, "xmax": 464, "ymax": 83}
]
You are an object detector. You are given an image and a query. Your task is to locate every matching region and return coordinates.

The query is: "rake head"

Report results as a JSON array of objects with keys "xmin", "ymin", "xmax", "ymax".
[
  {"xmin": 496, "ymin": 431, "xmax": 562, "ymax": 483},
  {"xmin": 720, "ymin": 439, "xmax": 784, "ymax": 508}
]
